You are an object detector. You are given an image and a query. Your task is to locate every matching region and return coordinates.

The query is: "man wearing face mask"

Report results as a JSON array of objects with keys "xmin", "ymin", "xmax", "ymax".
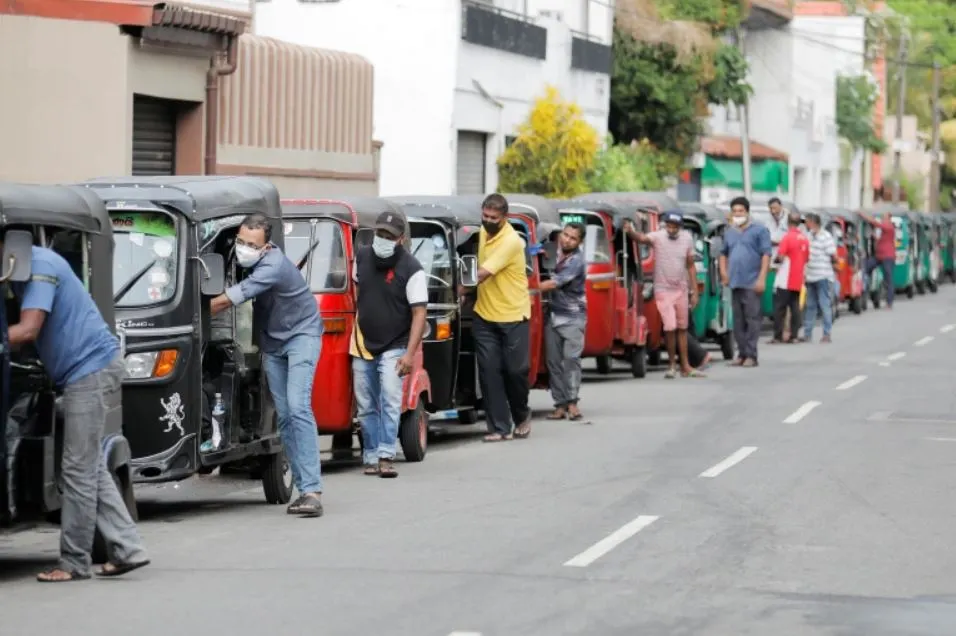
[
  {"xmin": 350, "ymin": 211, "xmax": 428, "ymax": 478},
  {"xmin": 624, "ymin": 211, "xmax": 702, "ymax": 379},
  {"xmin": 210, "ymin": 214, "xmax": 325, "ymax": 518},
  {"xmin": 470, "ymin": 193, "xmax": 532, "ymax": 442},
  {"xmin": 719, "ymin": 196, "xmax": 772, "ymax": 367}
]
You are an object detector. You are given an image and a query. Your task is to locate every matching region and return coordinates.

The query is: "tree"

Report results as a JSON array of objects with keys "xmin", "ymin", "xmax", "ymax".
[
  {"xmin": 497, "ymin": 86, "xmax": 600, "ymax": 198},
  {"xmin": 588, "ymin": 137, "xmax": 682, "ymax": 193},
  {"xmin": 836, "ymin": 74, "xmax": 886, "ymax": 153}
]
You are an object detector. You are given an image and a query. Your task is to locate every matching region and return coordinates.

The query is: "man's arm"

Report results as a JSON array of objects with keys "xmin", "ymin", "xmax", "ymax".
[
  {"xmin": 398, "ymin": 270, "xmax": 429, "ymax": 376},
  {"xmin": 477, "ymin": 234, "xmax": 523, "ymax": 284},
  {"xmin": 623, "ymin": 221, "xmax": 655, "ymax": 245},
  {"xmin": 685, "ymin": 249, "xmax": 699, "ymax": 306},
  {"xmin": 8, "ymin": 263, "xmax": 57, "ymax": 347},
  {"xmin": 858, "ymin": 211, "xmax": 876, "ymax": 225},
  {"xmin": 774, "ymin": 234, "xmax": 790, "ymax": 264},
  {"xmin": 210, "ymin": 255, "xmax": 282, "ymax": 315},
  {"xmin": 539, "ymin": 254, "xmax": 584, "ymax": 292},
  {"xmin": 755, "ymin": 227, "xmax": 772, "ymax": 291}
]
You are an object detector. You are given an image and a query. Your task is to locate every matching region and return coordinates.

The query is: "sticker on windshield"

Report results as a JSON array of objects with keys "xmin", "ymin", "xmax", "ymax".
[
  {"xmin": 130, "ymin": 232, "xmax": 145, "ymax": 247},
  {"xmin": 284, "ymin": 223, "xmax": 294, "ymax": 235},
  {"xmin": 149, "ymin": 270, "xmax": 170, "ymax": 287},
  {"xmin": 153, "ymin": 239, "xmax": 173, "ymax": 259},
  {"xmin": 147, "ymin": 286, "xmax": 163, "ymax": 301},
  {"xmin": 431, "ymin": 234, "xmax": 444, "ymax": 248},
  {"xmin": 110, "ymin": 212, "xmax": 176, "ymax": 237}
]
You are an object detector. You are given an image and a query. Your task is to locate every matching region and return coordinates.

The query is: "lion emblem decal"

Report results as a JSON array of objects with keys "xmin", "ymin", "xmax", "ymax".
[{"xmin": 159, "ymin": 392, "xmax": 186, "ymax": 437}]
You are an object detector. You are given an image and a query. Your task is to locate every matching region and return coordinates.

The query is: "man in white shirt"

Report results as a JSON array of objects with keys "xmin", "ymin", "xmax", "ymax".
[{"xmin": 802, "ymin": 213, "xmax": 837, "ymax": 343}]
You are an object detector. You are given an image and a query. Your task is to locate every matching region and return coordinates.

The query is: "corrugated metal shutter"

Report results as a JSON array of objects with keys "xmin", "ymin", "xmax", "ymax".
[
  {"xmin": 132, "ymin": 95, "xmax": 176, "ymax": 176},
  {"xmin": 456, "ymin": 131, "xmax": 487, "ymax": 195}
]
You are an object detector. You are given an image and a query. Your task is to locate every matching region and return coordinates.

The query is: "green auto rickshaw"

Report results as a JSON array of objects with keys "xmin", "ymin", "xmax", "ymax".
[
  {"xmin": 911, "ymin": 212, "xmax": 939, "ymax": 294},
  {"xmin": 681, "ymin": 210, "xmax": 734, "ymax": 360},
  {"xmin": 887, "ymin": 209, "xmax": 916, "ymax": 298},
  {"xmin": 940, "ymin": 212, "xmax": 956, "ymax": 282}
]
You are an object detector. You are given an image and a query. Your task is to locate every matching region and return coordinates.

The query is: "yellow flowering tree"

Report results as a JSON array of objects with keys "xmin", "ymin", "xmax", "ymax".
[{"xmin": 497, "ymin": 86, "xmax": 600, "ymax": 198}]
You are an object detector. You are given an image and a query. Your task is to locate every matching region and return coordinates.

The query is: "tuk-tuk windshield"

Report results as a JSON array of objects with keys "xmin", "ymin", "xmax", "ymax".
[
  {"xmin": 110, "ymin": 211, "xmax": 178, "ymax": 307},
  {"xmin": 410, "ymin": 226, "xmax": 453, "ymax": 289},
  {"xmin": 284, "ymin": 220, "xmax": 348, "ymax": 292}
]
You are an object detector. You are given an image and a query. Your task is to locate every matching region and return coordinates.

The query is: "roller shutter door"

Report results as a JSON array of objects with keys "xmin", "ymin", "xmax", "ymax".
[
  {"xmin": 132, "ymin": 95, "xmax": 176, "ymax": 176},
  {"xmin": 456, "ymin": 131, "xmax": 487, "ymax": 195}
]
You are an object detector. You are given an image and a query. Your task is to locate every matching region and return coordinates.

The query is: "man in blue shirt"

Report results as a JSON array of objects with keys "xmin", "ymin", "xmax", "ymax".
[
  {"xmin": 210, "ymin": 214, "xmax": 325, "ymax": 518},
  {"xmin": 719, "ymin": 196, "xmax": 772, "ymax": 367},
  {"xmin": 8, "ymin": 245, "xmax": 148, "ymax": 582}
]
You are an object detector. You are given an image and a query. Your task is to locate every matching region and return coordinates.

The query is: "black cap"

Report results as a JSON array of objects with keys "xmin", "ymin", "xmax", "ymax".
[{"xmin": 375, "ymin": 210, "xmax": 406, "ymax": 238}]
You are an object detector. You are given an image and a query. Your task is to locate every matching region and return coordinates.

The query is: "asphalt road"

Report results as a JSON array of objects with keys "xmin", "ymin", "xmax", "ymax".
[{"xmin": 3, "ymin": 286, "xmax": 956, "ymax": 635}]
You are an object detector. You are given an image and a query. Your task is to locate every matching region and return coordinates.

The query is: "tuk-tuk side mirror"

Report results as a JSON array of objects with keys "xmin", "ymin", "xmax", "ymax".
[
  {"xmin": 459, "ymin": 255, "xmax": 479, "ymax": 287},
  {"xmin": 0, "ymin": 229, "xmax": 34, "ymax": 283},
  {"xmin": 199, "ymin": 253, "xmax": 226, "ymax": 296}
]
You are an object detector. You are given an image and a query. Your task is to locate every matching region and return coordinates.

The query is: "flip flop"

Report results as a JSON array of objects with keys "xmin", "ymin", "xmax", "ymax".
[
  {"xmin": 37, "ymin": 568, "xmax": 91, "ymax": 583},
  {"xmin": 96, "ymin": 560, "xmax": 150, "ymax": 578},
  {"xmin": 664, "ymin": 369, "xmax": 678, "ymax": 379},
  {"xmin": 483, "ymin": 433, "xmax": 513, "ymax": 443},
  {"xmin": 681, "ymin": 369, "xmax": 707, "ymax": 378}
]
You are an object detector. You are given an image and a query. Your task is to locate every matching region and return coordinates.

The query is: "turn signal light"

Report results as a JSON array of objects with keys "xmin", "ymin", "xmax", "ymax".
[
  {"xmin": 323, "ymin": 317, "xmax": 347, "ymax": 333},
  {"xmin": 591, "ymin": 280, "xmax": 611, "ymax": 290},
  {"xmin": 154, "ymin": 349, "xmax": 179, "ymax": 379},
  {"xmin": 435, "ymin": 319, "xmax": 452, "ymax": 341}
]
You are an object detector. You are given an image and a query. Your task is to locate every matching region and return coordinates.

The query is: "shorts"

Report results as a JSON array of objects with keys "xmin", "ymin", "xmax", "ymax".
[{"xmin": 655, "ymin": 288, "xmax": 689, "ymax": 332}]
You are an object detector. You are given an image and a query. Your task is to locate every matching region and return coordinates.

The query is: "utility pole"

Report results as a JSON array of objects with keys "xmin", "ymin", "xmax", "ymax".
[
  {"xmin": 736, "ymin": 27, "xmax": 753, "ymax": 199},
  {"xmin": 891, "ymin": 32, "xmax": 908, "ymax": 204},
  {"xmin": 930, "ymin": 60, "xmax": 942, "ymax": 212}
]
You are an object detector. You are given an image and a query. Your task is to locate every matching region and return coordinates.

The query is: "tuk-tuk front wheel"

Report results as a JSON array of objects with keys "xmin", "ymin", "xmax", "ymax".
[
  {"xmin": 906, "ymin": 285, "xmax": 915, "ymax": 299},
  {"xmin": 929, "ymin": 278, "xmax": 938, "ymax": 293},
  {"xmin": 916, "ymin": 280, "xmax": 926, "ymax": 294},
  {"xmin": 720, "ymin": 331, "xmax": 735, "ymax": 360},
  {"xmin": 629, "ymin": 347, "xmax": 647, "ymax": 379},
  {"xmin": 399, "ymin": 399, "xmax": 428, "ymax": 462},
  {"xmin": 595, "ymin": 355, "xmax": 611, "ymax": 375},
  {"xmin": 850, "ymin": 295, "xmax": 862, "ymax": 315},
  {"xmin": 261, "ymin": 449, "xmax": 294, "ymax": 505}
]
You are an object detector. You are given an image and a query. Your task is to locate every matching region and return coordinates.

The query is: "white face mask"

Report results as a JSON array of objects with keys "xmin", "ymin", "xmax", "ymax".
[
  {"xmin": 732, "ymin": 215, "xmax": 748, "ymax": 227},
  {"xmin": 372, "ymin": 235, "xmax": 397, "ymax": 259},
  {"xmin": 235, "ymin": 244, "xmax": 263, "ymax": 268}
]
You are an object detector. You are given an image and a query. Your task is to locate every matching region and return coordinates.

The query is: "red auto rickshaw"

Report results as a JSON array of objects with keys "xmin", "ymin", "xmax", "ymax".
[
  {"xmin": 820, "ymin": 208, "xmax": 865, "ymax": 314},
  {"xmin": 279, "ymin": 197, "xmax": 432, "ymax": 461},
  {"xmin": 558, "ymin": 197, "xmax": 649, "ymax": 377}
]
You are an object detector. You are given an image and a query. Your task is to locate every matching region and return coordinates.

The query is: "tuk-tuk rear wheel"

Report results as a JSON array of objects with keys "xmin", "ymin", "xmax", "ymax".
[
  {"xmin": 929, "ymin": 278, "xmax": 938, "ymax": 293},
  {"xmin": 595, "ymin": 356, "xmax": 611, "ymax": 375},
  {"xmin": 850, "ymin": 296, "xmax": 862, "ymax": 314},
  {"xmin": 906, "ymin": 285, "xmax": 915, "ymax": 299},
  {"xmin": 261, "ymin": 449, "xmax": 294, "ymax": 505},
  {"xmin": 720, "ymin": 332, "xmax": 735, "ymax": 360},
  {"xmin": 399, "ymin": 400, "xmax": 428, "ymax": 463},
  {"xmin": 629, "ymin": 347, "xmax": 647, "ymax": 379}
]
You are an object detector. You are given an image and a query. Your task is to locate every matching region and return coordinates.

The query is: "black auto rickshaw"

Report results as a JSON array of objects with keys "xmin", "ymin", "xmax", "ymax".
[
  {"xmin": 81, "ymin": 176, "xmax": 292, "ymax": 504},
  {"xmin": 0, "ymin": 183, "xmax": 137, "ymax": 561}
]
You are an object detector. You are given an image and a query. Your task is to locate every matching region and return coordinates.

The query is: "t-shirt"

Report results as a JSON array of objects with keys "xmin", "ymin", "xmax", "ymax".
[
  {"xmin": 775, "ymin": 228, "xmax": 810, "ymax": 291},
  {"xmin": 875, "ymin": 220, "xmax": 896, "ymax": 261},
  {"xmin": 13, "ymin": 246, "xmax": 118, "ymax": 387},
  {"xmin": 721, "ymin": 223, "xmax": 772, "ymax": 290},
  {"xmin": 549, "ymin": 248, "xmax": 587, "ymax": 318},
  {"xmin": 475, "ymin": 223, "xmax": 531, "ymax": 323},
  {"xmin": 806, "ymin": 229, "xmax": 837, "ymax": 283},
  {"xmin": 648, "ymin": 230, "xmax": 693, "ymax": 292}
]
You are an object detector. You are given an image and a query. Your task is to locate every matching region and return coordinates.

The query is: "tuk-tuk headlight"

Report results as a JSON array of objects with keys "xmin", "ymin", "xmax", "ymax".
[
  {"xmin": 642, "ymin": 282, "xmax": 654, "ymax": 300},
  {"xmin": 124, "ymin": 349, "xmax": 179, "ymax": 379}
]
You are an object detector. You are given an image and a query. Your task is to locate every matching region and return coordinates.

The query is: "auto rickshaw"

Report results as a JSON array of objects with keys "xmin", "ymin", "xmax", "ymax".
[
  {"xmin": 83, "ymin": 176, "xmax": 293, "ymax": 504},
  {"xmin": 940, "ymin": 212, "xmax": 956, "ymax": 282},
  {"xmin": 875, "ymin": 207, "xmax": 917, "ymax": 299},
  {"xmin": 389, "ymin": 194, "xmax": 555, "ymax": 424},
  {"xmin": 817, "ymin": 208, "xmax": 864, "ymax": 314},
  {"xmin": 912, "ymin": 212, "xmax": 939, "ymax": 294},
  {"xmin": 558, "ymin": 197, "xmax": 649, "ymax": 377},
  {"xmin": 681, "ymin": 209, "xmax": 735, "ymax": 359},
  {"xmin": 278, "ymin": 197, "xmax": 432, "ymax": 462},
  {"xmin": 0, "ymin": 183, "xmax": 137, "ymax": 562}
]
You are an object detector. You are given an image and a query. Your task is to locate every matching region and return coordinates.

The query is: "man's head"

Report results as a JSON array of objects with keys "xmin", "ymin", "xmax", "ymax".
[
  {"xmin": 481, "ymin": 193, "xmax": 509, "ymax": 236},
  {"xmin": 805, "ymin": 212, "xmax": 822, "ymax": 233},
  {"xmin": 788, "ymin": 211, "xmax": 802, "ymax": 228},
  {"xmin": 882, "ymin": 211, "xmax": 892, "ymax": 224},
  {"xmin": 729, "ymin": 196, "xmax": 750, "ymax": 228},
  {"xmin": 768, "ymin": 197, "xmax": 783, "ymax": 218},
  {"xmin": 559, "ymin": 222, "xmax": 585, "ymax": 253},
  {"xmin": 662, "ymin": 211, "xmax": 683, "ymax": 239},
  {"xmin": 372, "ymin": 210, "xmax": 407, "ymax": 259},
  {"xmin": 236, "ymin": 213, "xmax": 273, "ymax": 268}
]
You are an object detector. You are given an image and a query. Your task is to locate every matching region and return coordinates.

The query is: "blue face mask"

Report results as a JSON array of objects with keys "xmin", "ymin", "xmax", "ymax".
[{"xmin": 372, "ymin": 235, "xmax": 397, "ymax": 259}]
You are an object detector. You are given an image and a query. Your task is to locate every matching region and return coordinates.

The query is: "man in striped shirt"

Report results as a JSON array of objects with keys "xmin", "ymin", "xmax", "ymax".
[{"xmin": 802, "ymin": 213, "xmax": 837, "ymax": 343}]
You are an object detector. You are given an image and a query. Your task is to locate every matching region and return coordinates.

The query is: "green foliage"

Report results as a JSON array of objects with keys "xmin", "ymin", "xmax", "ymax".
[
  {"xmin": 497, "ymin": 86, "xmax": 600, "ymax": 198},
  {"xmin": 836, "ymin": 75, "xmax": 887, "ymax": 153},
  {"xmin": 898, "ymin": 171, "xmax": 925, "ymax": 210},
  {"xmin": 588, "ymin": 137, "xmax": 682, "ymax": 193},
  {"xmin": 707, "ymin": 44, "xmax": 754, "ymax": 106},
  {"xmin": 655, "ymin": 0, "xmax": 743, "ymax": 31}
]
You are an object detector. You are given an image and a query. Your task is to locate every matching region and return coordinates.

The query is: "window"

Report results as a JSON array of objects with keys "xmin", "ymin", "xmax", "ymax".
[
  {"xmin": 410, "ymin": 223, "xmax": 453, "ymax": 292},
  {"xmin": 584, "ymin": 224, "xmax": 611, "ymax": 264},
  {"xmin": 110, "ymin": 211, "xmax": 179, "ymax": 307},
  {"xmin": 284, "ymin": 220, "xmax": 348, "ymax": 292}
]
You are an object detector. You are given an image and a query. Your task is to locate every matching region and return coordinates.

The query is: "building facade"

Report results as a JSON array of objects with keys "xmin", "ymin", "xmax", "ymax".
[
  {"xmin": 0, "ymin": 0, "xmax": 379, "ymax": 196},
  {"xmin": 255, "ymin": 0, "xmax": 614, "ymax": 196}
]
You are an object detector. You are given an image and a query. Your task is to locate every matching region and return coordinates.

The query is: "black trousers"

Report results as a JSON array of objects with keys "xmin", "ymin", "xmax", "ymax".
[
  {"xmin": 772, "ymin": 289, "xmax": 801, "ymax": 341},
  {"xmin": 473, "ymin": 315, "xmax": 531, "ymax": 435},
  {"xmin": 685, "ymin": 311, "xmax": 708, "ymax": 368}
]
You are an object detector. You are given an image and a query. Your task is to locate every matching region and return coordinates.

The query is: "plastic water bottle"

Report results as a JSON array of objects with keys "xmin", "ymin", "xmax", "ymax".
[{"xmin": 211, "ymin": 393, "xmax": 225, "ymax": 450}]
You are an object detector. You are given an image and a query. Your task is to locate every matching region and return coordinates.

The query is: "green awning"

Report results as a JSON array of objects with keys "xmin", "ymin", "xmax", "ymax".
[{"xmin": 702, "ymin": 157, "xmax": 790, "ymax": 193}]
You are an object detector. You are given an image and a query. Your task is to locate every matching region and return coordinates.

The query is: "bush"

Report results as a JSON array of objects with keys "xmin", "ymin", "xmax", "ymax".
[{"xmin": 589, "ymin": 137, "xmax": 681, "ymax": 192}]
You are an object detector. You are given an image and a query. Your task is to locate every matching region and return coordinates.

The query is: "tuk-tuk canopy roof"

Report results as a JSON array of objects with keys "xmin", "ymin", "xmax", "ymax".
[
  {"xmin": 81, "ymin": 176, "xmax": 281, "ymax": 223},
  {"xmin": 560, "ymin": 198, "xmax": 634, "ymax": 227},
  {"xmin": 280, "ymin": 196, "xmax": 403, "ymax": 228},
  {"xmin": 577, "ymin": 191, "xmax": 682, "ymax": 215},
  {"xmin": 391, "ymin": 194, "xmax": 561, "ymax": 227},
  {"xmin": 680, "ymin": 202, "xmax": 724, "ymax": 222},
  {"xmin": 812, "ymin": 207, "xmax": 857, "ymax": 222},
  {"xmin": 0, "ymin": 182, "xmax": 108, "ymax": 233}
]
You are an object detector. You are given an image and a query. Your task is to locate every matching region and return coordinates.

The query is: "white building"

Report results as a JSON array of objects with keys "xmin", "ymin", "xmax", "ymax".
[
  {"xmin": 701, "ymin": 3, "xmax": 867, "ymax": 209},
  {"xmin": 255, "ymin": 0, "xmax": 613, "ymax": 196}
]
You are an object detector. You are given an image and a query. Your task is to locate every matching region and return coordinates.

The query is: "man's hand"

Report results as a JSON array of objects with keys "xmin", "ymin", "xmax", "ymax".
[
  {"xmin": 689, "ymin": 290, "xmax": 699, "ymax": 309},
  {"xmin": 720, "ymin": 272, "xmax": 730, "ymax": 286},
  {"xmin": 396, "ymin": 352, "xmax": 414, "ymax": 377},
  {"xmin": 754, "ymin": 277, "xmax": 766, "ymax": 294}
]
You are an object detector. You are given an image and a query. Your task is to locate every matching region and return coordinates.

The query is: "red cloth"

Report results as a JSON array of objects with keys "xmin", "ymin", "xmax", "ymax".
[
  {"xmin": 776, "ymin": 228, "xmax": 810, "ymax": 291},
  {"xmin": 875, "ymin": 220, "xmax": 896, "ymax": 261}
]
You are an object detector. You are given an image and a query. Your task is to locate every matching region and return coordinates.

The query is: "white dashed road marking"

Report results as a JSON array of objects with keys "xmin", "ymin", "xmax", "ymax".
[
  {"xmin": 563, "ymin": 515, "xmax": 660, "ymax": 567},
  {"xmin": 835, "ymin": 375, "xmax": 867, "ymax": 391},
  {"xmin": 924, "ymin": 437, "xmax": 956, "ymax": 443},
  {"xmin": 941, "ymin": 324, "xmax": 955, "ymax": 333},
  {"xmin": 783, "ymin": 401, "xmax": 822, "ymax": 424},
  {"xmin": 878, "ymin": 361, "xmax": 891, "ymax": 367},
  {"xmin": 448, "ymin": 632, "xmax": 483, "ymax": 636},
  {"xmin": 914, "ymin": 336, "xmax": 934, "ymax": 347},
  {"xmin": 887, "ymin": 352, "xmax": 906, "ymax": 361},
  {"xmin": 700, "ymin": 446, "xmax": 758, "ymax": 478}
]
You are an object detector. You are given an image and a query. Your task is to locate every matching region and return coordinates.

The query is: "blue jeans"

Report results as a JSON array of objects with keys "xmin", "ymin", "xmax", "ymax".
[
  {"xmin": 804, "ymin": 279, "xmax": 833, "ymax": 338},
  {"xmin": 263, "ymin": 334, "xmax": 323, "ymax": 494},
  {"xmin": 352, "ymin": 348, "xmax": 405, "ymax": 464}
]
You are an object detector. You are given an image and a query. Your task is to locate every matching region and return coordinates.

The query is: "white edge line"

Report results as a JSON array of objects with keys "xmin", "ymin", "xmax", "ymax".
[
  {"xmin": 835, "ymin": 375, "xmax": 867, "ymax": 391},
  {"xmin": 563, "ymin": 515, "xmax": 660, "ymax": 568},
  {"xmin": 924, "ymin": 437, "xmax": 956, "ymax": 443},
  {"xmin": 448, "ymin": 632, "xmax": 483, "ymax": 636},
  {"xmin": 699, "ymin": 446, "xmax": 758, "ymax": 478},
  {"xmin": 914, "ymin": 336, "xmax": 934, "ymax": 347},
  {"xmin": 887, "ymin": 352, "xmax": 906, "ymax": 361},
  {"xmin": 783, "ymin": 400, "xmax": 822, "ymax": 424},
  {"xmin": 941, "ymin": 324, "xmax": 956, "ymax": 333},
  {"xmin": 878, "ymin": 361, "xmax": 891, "ymax": 367}
]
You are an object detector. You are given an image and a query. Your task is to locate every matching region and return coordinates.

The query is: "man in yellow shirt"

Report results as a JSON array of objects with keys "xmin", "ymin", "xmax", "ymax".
[{"xmin": 472, "ymin": 194, "xmax": 533, "ymax": 442}]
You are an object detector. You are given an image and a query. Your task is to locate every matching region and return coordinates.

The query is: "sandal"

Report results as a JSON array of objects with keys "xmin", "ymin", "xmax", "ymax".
[
  {"xmin": 37, "ymin": 568, "xmax": 91, "ymax": 583},
  {"xmin": 568, "ymin": 406, "xmax": 584, "ymax": 421},
  {"xmin": 287, "ymin": 493, "xmax": 324, "ymax": 518},
  {"xmin": 663, "ymin": 368, "xmax": 678, "ymax": 379},
  {"xmin": 483, "ymin": 433, "xmax": 513, "ymax": 443},
  {"xmin": 681, "ymin": 369, "xmax": 707, "ymax": 378},
  {"xmin": 767, "ymin": 338, "xmax": 783, "ymax": 344},
  {"xmin": 378, "ymin": 459, "xmax": 398, "ymax": 479},
  {"xmin": 727, "ymin": 358, "xmax": 745, "ymax": 367},
  {"xmin": 514, "ymin": 417, "xmax": 532, "ymax": 439},
  {"xmin": 363, "ymin": 465, "xmax": 380, "ymax": 476},
  {"xmin": 96, "ymin": 560, "xmax": 150, "ymax": 578},
  {"xmin": 741, "ymin": 358, "xmax": 759, "ymax": 367},
  {"xmin": 547, "ymin": 408, "xmax": 567, "ymax": 420}
]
